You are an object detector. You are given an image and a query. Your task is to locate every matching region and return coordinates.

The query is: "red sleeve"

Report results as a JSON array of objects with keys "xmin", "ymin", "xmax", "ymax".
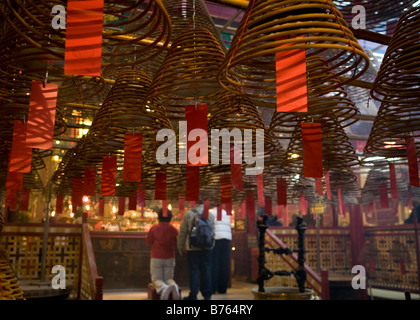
[{"xmin": 146, "ymin": 227, "xmax": 154, "ymax": 245}]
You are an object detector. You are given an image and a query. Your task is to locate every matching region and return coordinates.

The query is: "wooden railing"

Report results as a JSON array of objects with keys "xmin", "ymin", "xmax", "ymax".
[
  {"xmin": 264, "ymin": 229, "xmax": 330, "ymax": 300},
  {"xmin": 0, "ymin": 222, "xmax": 103, "ymax": 300}
]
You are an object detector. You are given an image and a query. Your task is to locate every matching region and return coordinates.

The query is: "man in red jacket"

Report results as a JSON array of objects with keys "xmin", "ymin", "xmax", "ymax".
[{"xmin": 146, "ymin": 208, "xmax": 180, "ymax": 300}]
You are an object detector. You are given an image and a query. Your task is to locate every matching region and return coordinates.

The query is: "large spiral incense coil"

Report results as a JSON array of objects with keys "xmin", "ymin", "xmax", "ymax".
[
  {"xmin": 145, "ymin": 27, "xmax": 225, "ymax": 117},
  {"xmin": 0, "ymin": 252, "xmax": 25, "ymax": 300},
  {"xmin": 0, "ymin": 0, "xmax": 172, "ymax": 77},
  {"xmin": 370, "ymin": 6, "xmax": 420, "ymax": 103},
  {"xmin": 217, "ymin": 0, "xmax": 369, "ymax": 107},
  {"xmin": 84, "ymin": 70, "xmax": 172, "ymax": 166},
  {"xmin": 162, "ymin": 0, "xmax": 227, "ymax": 51},
  {"xmin": 280, "ymin": 114, "xmax": 360, "ymax": 178}
]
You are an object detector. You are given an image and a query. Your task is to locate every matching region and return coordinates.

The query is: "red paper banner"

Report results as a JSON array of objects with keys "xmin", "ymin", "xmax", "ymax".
[
  {"xmin": 246, "ymin": 191, "xmax": 256, "ymax": 234},
  {"xmin": 241, "ymin": 201, "xmax": 246, "ymax": 219},
  {"xmin": 98, "ymin": 197, "xmax": 105, "ymax": 216},
  {"xmin": 118, "ymin": 196, "xmax": 125, "ymax": 215},
  {"xmin": 388, "ymin": 163, "xmax": 398, "ymax": 201},
  {"xmin": 185, "ymin": 104, "xmax": 208, "ymax": 166},
  {"xmin": 300, "ymin": 195, "xmax": 307, "ymax": 216},
  {"xmin": 225, "ymin": 202, "xmax": 232, "ymax": 216},
  {"xmin": 20, "ymin": 189, "xmax": 30, "ymax": 211},
  {"xmin": 179, "ymin": 195, "xmax": 185, "ymax": 220},
  {"xmin": 9, "ymin": 120, "xmax": 32, "ymax": 173},
  {"xmin": 123, "ymin": 133, "xmax": 142, "ymax": 182},
  {"xmin": 283, "ymin": 205, "xmax": 289, "ymax": 226},
  {"xmin": 137, "ymin": 189, "xmax": 146, "ymax": 208},
  {"xmin": 65, "ymin": 0, "xmax": 104, "ymax": 76},
  {"xmin": 301, "ymin": 123, "xmax": 323, "ymax": 178},
  {"xmin": 277, "ymin": 178, "xmax": 287, "ymax": 206},
  {"xmin": 83, "ymin": 168, "xmax": 96, "ymax": 196},
  {"xmin": 56, "ymin": 194, "xmax": 64, "ymax": 214},
  {"xmin": 230, "ymin": 146, "xmax": 243, "ymax": 191},
  {"xmin": 265, "ymin": 197, "xmax": 272, "ymax": 216},
  {"xmin": 276, "ymin": 36, "xmax": 308, "ymax": 112},
  {"xmin": 379, "ymin": 183, "xmax": 389, "ymax": 209},
  {"xmin": 203, "ymin": 198, "xmax": 210, "ymax": 219},
  {"xmin": 405, "ymin": 137, "xmax": 419, "ymax": 187},
  {"xmin": 220, "ymin": 174, "xmax": 232, "ymax": 205},
  {"xmin": 162, "ymin": 200, "xmax": 168, "ymax": 217},
  {"xmin": 154, "ymin": 172, "xmax": 167, "ymax": 200},
  {"xmin": 256, "ymin": 173, "xmax": 265, "ymax": 206},
  {"xmin": 72, "ymin": 177, "xmax": 83, "ymax": 207},
  {"xmin": 217, "ymin": 204, "xmax": 222, "ymax": 221},
  {"xmin": 338, "ymin": 188, "xmax": 345, "ymax": 217},
  {"xmin": 325, "ymin": 171, "xmax": 331, "ymax": 200},
  {"xmin": 26, "ymin": 81, "xmax": 58, "ymax": 150},
  {"xmin": 100, "ymin": 156, "xmax": 116, "ymax": 196},
  {"xmin": 6, "ymin": 171, "xmax": 23, "ymax": 210},
  {"xmin": 128, "ymin": 196, "xmax": 137, "ymax": 211},
  {"xmin": 186, "ymin": 166, "xmax": 200, "ymax": 201}
]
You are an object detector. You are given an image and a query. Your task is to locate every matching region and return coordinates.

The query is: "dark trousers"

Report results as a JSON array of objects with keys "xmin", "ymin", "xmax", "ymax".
[
  {"xmin": 211, "ymin": 239, "xmax": 231, "ymax": 294},
  {"xmin": 186, "ymin": 249, "xmax": 212, "ymax": 300}
]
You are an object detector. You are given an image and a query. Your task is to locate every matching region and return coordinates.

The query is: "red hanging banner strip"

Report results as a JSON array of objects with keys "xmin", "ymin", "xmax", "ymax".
[
  {"xmin": 405, "ymin": 137, "xmax": 419, "ymax": 187},
  {"xmin": 179, "ymin": 195, "xmax": 185, "ymax": 220},
  {"xmin": 162, "ymin": 200, "xmax": 168, "ymax": 217},
  {"xmin": 186, "ymin": 166, "xmax": 200, "ymax": 201},
  {"xmin": 225, "ymin": 202, "xmax": 232, "ymax": 216},
  {"xmin": 325, "ymin": 171, "xmax": 331, "ymax": 200},
  {"xmin": 56, "ymin": 195, "xmax": 64, "ymax": 214},
  {"xmin": 256, "ymin": 173, "xmax": 265, "ymax": 206},
  {"xmin": 128, "ymin": 196, "xmax": 137, "ymax": 211},
  {"xmin": 98, "ymin": 198, "xmax": 105, "ymax": 217},
  {"xmin": 217, "ymin": 204, "xmax": 222, "ymax": 221},
  {"xmin": 300, "ymin": 195, "xmax": 306, "ymax": 216},
  {"xmin": 72, "ymin": 177, "xmax": 83, "ymax": 207},
  {"xmin": 26, "ymin": 81, "xmax": 58, "ymax": 150},
  {"xmin": 100, "ymin": 156, "xmax": 117, "ymax": 196},
  {"xmin": 301, "ymin": 123, "xmax": 323, "ymax": 178},
  {"xmin": 338, "ymin": 188, "xmax": 345, "ymax": 217},
  {"xmin": 241, "ymin": 201, "xmax": 246, "ymax": 219},
  {"xmin": 265, "ymin": 197, "xmax": 272, "ymax": 216},
  {"xmin": 20, "ymin": 189, "xmax": 30, "ymax": 211},
  {"xmin": 123, "ymin": 133, "xmax": 142, "ymax": 182},
  {"xmin": 246, "ymin": 191, "xmax": 256, "ymax": 234},
  {"xmin": 154, "ymin": 172, "xmax": 167, "ymax": 200},
  {"xmin": 277, "ymin": 178, "xmax": 287, "ymax": 206},
  {"xmin": 137, "ymin": 188, "xmax": 146, "ymax": 208},
  {"xmin": 276, "ymin": 36, "xmax": 308, "ymax": 112},
  {"xmin": 220, "ymin": 174, "xmax": 232, "ymax": 205},
  {"xmin": 379, "ymin": 183, "xmax": 390, "ymax": 209},
  {"xmin": 9, "ymin": 120, "xmax": 32, "ymax": 173},
  {"xmin": 203, "ymin": 198, "xmax": 210, "ymax": 219},
  {"xmin": 65, "ymin": 0, "xmax": 104, "ymax": 76},
  {"xmin": 315, "ymin": 177, "xmax": 323, "ymax": 196},
  {"xmin": 5, "ymin": 171, "xmax": 23, "ymax": 211},
  {"xmin": 388, "ymin": 163, "xmax": 398, "ymax": 201},
  {"xmin": 83, "ymin": 168, "xmax": 96, "ymax": 196},
  {"xmin": 118, "ymin": 196, "xmax": 125, "ymax": 216},
  {"xmin": 230, "ymin": 146, "xmax": 243, "ymax": 191},
  {"xmin": 185, "ymin": 104, "xmax": 208, "ymax": 166}
]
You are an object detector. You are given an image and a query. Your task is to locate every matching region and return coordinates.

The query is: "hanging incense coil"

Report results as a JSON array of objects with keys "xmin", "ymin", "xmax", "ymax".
[
  {"xmin": 0, "ymin": 252, "xmax": 25, "ymax": 300},
  {"xmin": 370, "ymin": 6, "xmax": 420, "ymax": 103},
  {"xmin": 0, "ymin": 0, "xmax": 172, "ymax": 77},
  {"xmin": 217, "ymin": 0, "xmax": 369, "ymax": 107},
  {"xmin": 145, "ymin": 27, "xmax": 225, "ymax": 117},
  {"xmin": 84, "ymin": 70, "xmax": 172, "ymax": 166},
  {"xmin": 279, "ymin": 114, "xmax": 360, "ymax": 178},
  {"xmin": 162, "ymin": 0, "xmax": 227, "ymax": 51}
]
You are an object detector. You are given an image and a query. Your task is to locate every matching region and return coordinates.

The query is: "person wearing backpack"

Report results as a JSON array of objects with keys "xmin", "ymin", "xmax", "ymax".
[{"xmin": 177, "ymin": 201, "xmax": 215, "ymax": 300}]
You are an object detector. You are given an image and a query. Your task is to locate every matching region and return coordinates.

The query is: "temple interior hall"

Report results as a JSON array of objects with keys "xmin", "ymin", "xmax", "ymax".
[{"xmin": 1, "ymin": 0, "xmax": 420, "ymax": 303}]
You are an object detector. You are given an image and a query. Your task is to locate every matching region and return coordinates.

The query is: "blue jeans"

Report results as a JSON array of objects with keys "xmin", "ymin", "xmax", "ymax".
[
  {"xmin": 212, "ymin": 239, "xmax": 231, "ymax": 293},
  {"xmin": 186, "ymin": 250, "xmax": 212, "ymax": 300}
]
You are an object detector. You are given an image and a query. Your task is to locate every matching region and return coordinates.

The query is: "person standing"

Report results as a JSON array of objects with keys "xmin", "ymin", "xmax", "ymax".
[
  {"xmin": 146, "ymin": 208, "xmax": 180, "ymax": 300},
  {"xmin": 211, "ymin": 206, "xmax": 232, "ymax": 294},
  {"xmin": 177, "ymin": 202, "xmax": 215, "ymax": 300}
]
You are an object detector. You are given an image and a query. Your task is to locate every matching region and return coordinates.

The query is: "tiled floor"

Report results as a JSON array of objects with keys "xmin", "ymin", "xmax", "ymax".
[{"xmin": 103, "ymin": 279, "xmax": 257, "ymax": 300}]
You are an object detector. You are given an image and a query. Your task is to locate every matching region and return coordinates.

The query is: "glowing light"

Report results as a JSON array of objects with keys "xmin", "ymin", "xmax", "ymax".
[
  {"xmin": 83, "ymin": 196, "xmax": 89, "ymax": 203},
  {"xmin": 51, "ymin": 211, "xmax": 55, "ymax": 217},
  {"xmin": 70, "ymin": 213, "xmax": 74, "ymax": 218},
  {"xmin": 112, "ymin": 206, "xmax": 117, "ymax": 214},
  {"xmin": 85, "ymin": 205, "xmax": 90, "ymax": 211},
  {"xmin": 69, "ymin": 204, "xmax": 73, "ymax": 210},
  {"xmin": 168, "ymin": 204, "xmax": 172, "ymax": 211}
]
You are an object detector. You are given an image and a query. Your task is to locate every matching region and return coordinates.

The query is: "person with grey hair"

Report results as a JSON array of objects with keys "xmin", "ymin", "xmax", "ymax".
[{"xmin": 146, "ymin": 208, "xmax": 180, "ymax": 300}]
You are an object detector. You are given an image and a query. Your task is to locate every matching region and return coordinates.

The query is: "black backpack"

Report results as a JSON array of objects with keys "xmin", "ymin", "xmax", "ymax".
[{"xmin": 189, "ymin": 210, "xmax": 215, "ymax": 250}]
